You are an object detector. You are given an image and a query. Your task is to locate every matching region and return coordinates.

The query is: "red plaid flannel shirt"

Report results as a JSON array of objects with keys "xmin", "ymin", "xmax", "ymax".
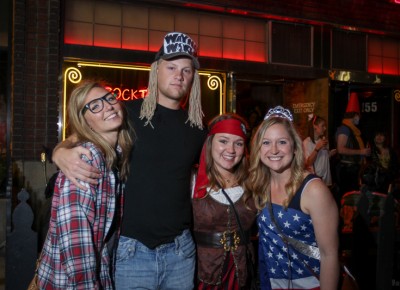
[{"xmin": 38, "ymin": 142, "xmax": 123, "ymax": 289}]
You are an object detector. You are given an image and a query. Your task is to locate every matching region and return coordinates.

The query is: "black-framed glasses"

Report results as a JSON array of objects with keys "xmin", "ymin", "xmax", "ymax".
[{"xmin": 82, "ymin": 92, "xmax": 118, "ymax": 114}]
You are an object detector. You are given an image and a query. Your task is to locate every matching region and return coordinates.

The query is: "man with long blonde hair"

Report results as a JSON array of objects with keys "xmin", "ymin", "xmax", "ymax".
[{"xmin": 53, "ymin": 32, "xmax": 206, "ymax": 289}]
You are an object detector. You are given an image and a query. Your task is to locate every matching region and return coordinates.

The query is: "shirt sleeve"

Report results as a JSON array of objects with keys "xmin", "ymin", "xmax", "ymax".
[
  {"xmin": 303, "ymin": 137, "xmax": 315, "ymax": 158},
  {"xmin": 303, "ymin": 137, "xmax": 315, "ymax": 172},
  {"xmin": 56, "ymin": 146, "xmax": 104, "ymax": 289},
  {"xmin": 336, "ymin": 125, "xmax": 350, "ymax": 137}
]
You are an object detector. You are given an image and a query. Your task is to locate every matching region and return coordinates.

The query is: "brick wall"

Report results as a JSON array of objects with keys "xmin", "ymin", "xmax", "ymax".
[{"xmin": 12, "ymin": 0, "xmax": 61, "ymax": 161}]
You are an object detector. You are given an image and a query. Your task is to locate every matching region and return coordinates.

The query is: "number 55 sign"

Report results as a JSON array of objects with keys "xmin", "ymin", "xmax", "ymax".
[{"xmin": 362, "ymin": 101, "xmax": 378, "ymax": 113}]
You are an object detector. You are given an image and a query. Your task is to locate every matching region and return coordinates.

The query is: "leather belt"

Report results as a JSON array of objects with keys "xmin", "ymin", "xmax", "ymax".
[{"xmin": 194, "ymin": 230, "xmax": 250, "ymax": 252}]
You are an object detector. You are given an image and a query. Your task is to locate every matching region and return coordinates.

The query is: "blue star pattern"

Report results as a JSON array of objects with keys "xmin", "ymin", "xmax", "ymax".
[{"xmin": 258, "ymin": 203, "xmax": 320, "ymax": 289}]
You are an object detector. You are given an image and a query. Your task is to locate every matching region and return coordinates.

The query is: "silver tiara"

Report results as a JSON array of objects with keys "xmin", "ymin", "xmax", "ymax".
[{"xmin": 264, "ymin": 106, "xmax": 293, "ymax": 122}]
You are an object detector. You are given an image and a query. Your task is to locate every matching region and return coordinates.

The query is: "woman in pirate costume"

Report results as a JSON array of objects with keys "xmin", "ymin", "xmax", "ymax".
[{"xmin": 192, "ymin": 113, "xmax": 258, "ymax": 289}]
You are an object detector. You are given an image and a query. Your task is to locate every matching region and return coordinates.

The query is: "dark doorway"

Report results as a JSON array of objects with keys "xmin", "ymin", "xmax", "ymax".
[{"xmin": 235, "ymin": 81, "xmax": 283, "ymax": 141}]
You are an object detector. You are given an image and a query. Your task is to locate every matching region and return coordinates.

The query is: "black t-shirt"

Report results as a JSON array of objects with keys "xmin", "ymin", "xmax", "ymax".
[{"xmin": 121, "ymin": 99, "xmax": 207, "ymax": 249}]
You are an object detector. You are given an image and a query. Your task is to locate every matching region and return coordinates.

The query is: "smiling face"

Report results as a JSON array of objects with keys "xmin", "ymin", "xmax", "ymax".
[
  {"xmin": 259, "ymin": 123, "xmax": 295, "ymax": 174},
  {"xmin": 211, "ymin": 133, "xmax": 245, "ymax": 176},
  {"xmin": 83, "ymin": 87, "xmax": 123, "ymax": 145},
  {"xmin": 157, "ymin": 58, "xmax": 194, "ymax": 109}
]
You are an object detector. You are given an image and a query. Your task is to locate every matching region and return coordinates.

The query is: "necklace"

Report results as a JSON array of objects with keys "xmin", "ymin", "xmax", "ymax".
[{"xmin": 224, "ymin": 176, "xmax": 238, "ymax": 188}]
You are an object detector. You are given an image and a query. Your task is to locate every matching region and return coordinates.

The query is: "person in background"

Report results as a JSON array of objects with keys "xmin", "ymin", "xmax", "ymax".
[
  {"xmin": 303, "ymin": 114, "xmax": 336, "ymax": 187},
  {"xmin": 247, "ymin": 106, "xmax": 339, "ymax": 290},
  {"xmin": 192, "ymin": 113, "xmax": 257, "ymax": 289},
  {"xmin": 52, "ymin": 32, "xmax": 206, "ymax": 289},
  {"xmin": 335, "ymin": 92, "xmax": 371, "ymax": 199},
  {"xmin": 38, "ymin": 81, "xmax": 134, "ymax": 289},
  {"xmin": 368, "ymin": 130, "xmax": 399, "ymax": 193}
]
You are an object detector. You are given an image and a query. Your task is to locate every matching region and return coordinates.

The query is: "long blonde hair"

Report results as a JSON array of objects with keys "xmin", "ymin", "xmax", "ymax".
[
  {"xmin": 245, "ymin": 116, "xmax": 305, "ymax": 210},
  {"xmin": 67, "ymin": 81, "xmax": 134, "ymax": 181},
  {"xmin": 140, "ymin": 61, "xmax": 203, "ymax": 129}
]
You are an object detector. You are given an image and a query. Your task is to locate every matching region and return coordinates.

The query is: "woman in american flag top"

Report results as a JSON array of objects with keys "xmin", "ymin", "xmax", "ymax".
[
  {"xmin": 37, "ymin": 81, "xmax": 134, "ymax": 289},
  {"xmin": 246, "ymin": 106, "xmax": 339, "ymax": 290}
]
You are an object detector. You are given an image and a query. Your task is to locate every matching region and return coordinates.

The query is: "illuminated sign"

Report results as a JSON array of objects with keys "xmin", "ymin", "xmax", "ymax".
[{"xmin": 105, "ymin": 86, "xmax": 148, "ymax": 101}]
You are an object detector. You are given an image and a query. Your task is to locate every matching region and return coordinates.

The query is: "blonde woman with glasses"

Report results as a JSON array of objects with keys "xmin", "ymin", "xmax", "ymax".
[{"xmin": 37, "ymin": 81, "xmax": 134, "ymax": 289}]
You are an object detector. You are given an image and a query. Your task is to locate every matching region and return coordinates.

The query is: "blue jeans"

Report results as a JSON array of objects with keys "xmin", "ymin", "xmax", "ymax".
[{"xmin": 115, "ymin": 230, "xmax": 195, "ymax": 290}]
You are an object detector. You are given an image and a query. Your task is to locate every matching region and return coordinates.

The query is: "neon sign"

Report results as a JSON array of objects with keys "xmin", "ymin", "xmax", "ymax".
[{"xmin": 105, "ymin": 86, "xmax": 148, "ymax": 101}]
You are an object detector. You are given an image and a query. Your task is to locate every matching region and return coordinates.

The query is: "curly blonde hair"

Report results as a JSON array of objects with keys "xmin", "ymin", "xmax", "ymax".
[{"xmin": 244, "ymin": 116, "xmax": 305, "ymax": 210}]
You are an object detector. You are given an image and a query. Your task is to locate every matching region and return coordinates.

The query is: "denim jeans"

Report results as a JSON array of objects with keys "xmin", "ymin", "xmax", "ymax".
[{"xmin": 115, "ymin": 230, "xmax": 195, "ymax": 290}]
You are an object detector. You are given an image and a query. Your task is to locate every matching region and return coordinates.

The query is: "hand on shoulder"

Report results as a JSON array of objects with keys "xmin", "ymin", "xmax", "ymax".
[{"xmin": 53, "ymin": 140, "xmax": 101, "ymax": 190}]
